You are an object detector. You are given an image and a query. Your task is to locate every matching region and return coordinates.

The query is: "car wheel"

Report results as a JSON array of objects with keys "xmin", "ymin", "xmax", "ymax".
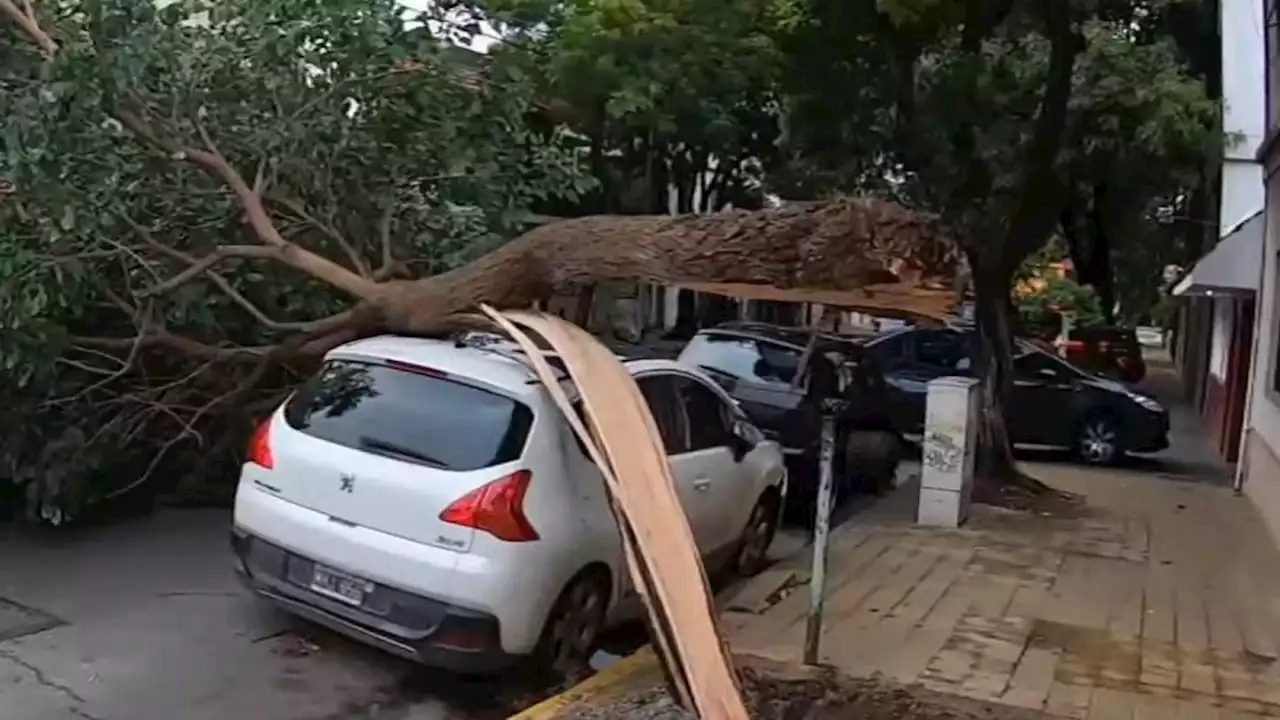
[
  {"xmin": 1076, "ymin": 414, "xmax": 1123, "ymax": 465},
  {"xmin": 532, "ymin": 570, "xmax": 609, "ymax": 680},
  {"xmin": 845, "ymin": 430, "xmax": 903, "ymax": 495},
  {"xmin": 732, "ymin": 493, "xmax": 779, "ymax": 577}
]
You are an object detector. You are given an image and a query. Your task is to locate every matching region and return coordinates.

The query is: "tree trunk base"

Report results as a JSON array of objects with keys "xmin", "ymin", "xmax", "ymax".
[{"xmin": 972, "ymin": 467, "xmax": 1084, "ymax": 517}]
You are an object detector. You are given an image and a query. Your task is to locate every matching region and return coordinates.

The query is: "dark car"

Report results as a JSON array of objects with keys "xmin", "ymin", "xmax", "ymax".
[
  {"xmin": 676, "ymin": 323, "xmax": 902, "ymax": 516},
  {"xmin": 863, "ymin": 327, "xmax": 1169, "ymax": 465}
]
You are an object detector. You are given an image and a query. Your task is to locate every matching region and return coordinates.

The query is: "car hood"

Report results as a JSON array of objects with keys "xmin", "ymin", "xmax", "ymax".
[{"xmin": 1081, "ymin": 375, "xmax": 1131, "ymax": 393}]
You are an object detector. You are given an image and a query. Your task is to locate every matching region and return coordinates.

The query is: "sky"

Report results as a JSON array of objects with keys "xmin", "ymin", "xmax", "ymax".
[{"xmin": 398, "ymin": 0, "xmax": 503, "ymax": 53}]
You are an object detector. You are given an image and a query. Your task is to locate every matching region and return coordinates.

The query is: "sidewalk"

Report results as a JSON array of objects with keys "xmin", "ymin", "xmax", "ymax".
[
  {"xmin": 514, "ymin": 357, "xmax": 1278, "ymax": 719},
  {"xmin": 726, "ymin": 460, "xmax": 1280, "ymax": 718}
]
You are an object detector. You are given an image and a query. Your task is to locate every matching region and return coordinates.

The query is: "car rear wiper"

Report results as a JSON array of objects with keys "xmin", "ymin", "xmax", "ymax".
[{"xmin": 359, "ymin": 436, "xmax": 447, "ymax": 468}]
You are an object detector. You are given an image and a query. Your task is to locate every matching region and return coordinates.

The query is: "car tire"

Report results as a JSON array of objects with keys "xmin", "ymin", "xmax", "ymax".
[
  {"xmin": 732, "ymin": 492, "xmax": 780, "ymax": 577},
  {"xmin": 845, "ymin": 430, "xmax": 903, "ymax": 495},
  {"xmin": 1075, "ymin": 413, "xmax": 1124, "ymax": 466},
  {"xmin": 531, "ymin": 569, "xmax": 610, "ymax": 680}
]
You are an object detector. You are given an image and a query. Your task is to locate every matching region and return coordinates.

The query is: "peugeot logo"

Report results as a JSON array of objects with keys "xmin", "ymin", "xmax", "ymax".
[{"xmin": 339, "ymin": 474, "xmax": 355, "ymax": 493}]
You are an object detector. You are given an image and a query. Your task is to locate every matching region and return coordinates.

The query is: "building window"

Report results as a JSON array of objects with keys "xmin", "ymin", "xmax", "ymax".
[
  {"xmin": 1271, "ymin": 0, "xmax": 1280, "ymax": 129},
  {"xmin": 1272, "ymin": 250, "xmax": 1280, "ymax": 395},
  {"xmin": 1270, "ymin": 0, "xmax": 1280, "ymax": 130}
]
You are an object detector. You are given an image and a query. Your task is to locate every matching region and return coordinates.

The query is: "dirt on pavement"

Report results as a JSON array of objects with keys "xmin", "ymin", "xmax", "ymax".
[{"xmin": 564, "ymin": 656, "xmax": 1043, "ymax": 720}]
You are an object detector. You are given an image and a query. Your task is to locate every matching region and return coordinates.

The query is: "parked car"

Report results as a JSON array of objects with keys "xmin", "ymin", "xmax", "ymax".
[
  {"xmin": 231, "ymin": 334, "xmax": 786, "ymax": 676},
  {"xmin": 863, "ymin": 327, "xmax": 1169, "ymax": 465},
  {"xmin": 1025, "ymin": 326, "xmax": 1147, "ymax": 384},
  {"xmin": 675, "ymin": 323, "xmax": 902, "ymax": 516}
]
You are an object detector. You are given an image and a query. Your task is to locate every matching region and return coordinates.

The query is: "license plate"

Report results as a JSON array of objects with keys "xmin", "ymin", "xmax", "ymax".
[{"xmin": 310, "ymin": 564, "xmax": 372, "ymax": 606}]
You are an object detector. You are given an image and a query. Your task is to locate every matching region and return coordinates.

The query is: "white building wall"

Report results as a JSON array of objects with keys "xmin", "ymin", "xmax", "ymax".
[
  {"xmin": 1221, "ymin": 0, "xmax": 1267, "ymax": 229},
  {"xmin": 1223, "ymin": 0, "xmax": 1280, "ymax": 541},
  {"xmin": 1222, "ymin": 0, "xmax": 1267, "ymax": 162},
  {"xmin": 1245, "ymin": 181, "xmax": 1280, "ymax": 545}
]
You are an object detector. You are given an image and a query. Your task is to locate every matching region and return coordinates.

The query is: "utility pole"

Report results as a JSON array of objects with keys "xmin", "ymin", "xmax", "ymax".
[
  {"xmin": 803, "ymin": 405, "xmax": 842, "ymax": 664},
  {"xmin": 793, "ymin": 307, "xmax": 846, "ymax": 666}
]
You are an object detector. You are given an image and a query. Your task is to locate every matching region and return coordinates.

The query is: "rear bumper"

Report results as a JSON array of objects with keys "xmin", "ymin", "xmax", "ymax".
[{"xmin": 232, "ymin": 529, "xmax": 515, "ymax": 672}]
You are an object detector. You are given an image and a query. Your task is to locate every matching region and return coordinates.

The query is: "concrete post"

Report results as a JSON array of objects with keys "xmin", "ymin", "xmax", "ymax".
[{"xmin": 918, "ymin": 376, "xmax": 979, "ymax": 528}]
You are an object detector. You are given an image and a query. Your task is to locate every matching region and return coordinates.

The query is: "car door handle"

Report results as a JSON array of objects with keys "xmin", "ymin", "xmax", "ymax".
[{"xmin": 693, "ymin": 478, "xmax": 712, "ymax": 491}]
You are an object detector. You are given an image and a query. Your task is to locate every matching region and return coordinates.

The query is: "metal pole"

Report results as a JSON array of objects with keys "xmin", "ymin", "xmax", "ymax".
[{"xmin": 803, "ymin": 412, "xmax": 837, "ymax": 665}]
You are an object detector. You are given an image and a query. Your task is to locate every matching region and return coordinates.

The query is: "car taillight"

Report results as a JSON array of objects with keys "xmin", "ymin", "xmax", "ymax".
[
  {"xmin": 247, "ymin": 418, "xmax": 274, "ymax": 469},
  {"xmin": 439, "ymin": 470, "xmax": 539, "ymax": 542}
]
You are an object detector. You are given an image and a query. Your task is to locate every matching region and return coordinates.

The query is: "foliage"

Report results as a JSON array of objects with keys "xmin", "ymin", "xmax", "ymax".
[
  {"xmin": 459, "ymin": 0, "xmax": 793, "ymax": 212},
  {"xmin": 1016, "ymin": 275, "xmax": 1107, "ymax": 337},
  {"xmin": 1, "ymin": 0, "xmax": 589, "ymax": 522},
  {"xmin": 1058, "ymin": 13, "xmax": 1219, "ymax": 323},
  {"xmin": 772, "ymin": 0, "xmax": 1217, "ymax": 484}
]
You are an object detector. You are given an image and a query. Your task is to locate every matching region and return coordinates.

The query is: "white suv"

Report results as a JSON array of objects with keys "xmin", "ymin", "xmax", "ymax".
[{"xmin": 231, "ymin": 334, "xmax": 786, "ymax": 675}]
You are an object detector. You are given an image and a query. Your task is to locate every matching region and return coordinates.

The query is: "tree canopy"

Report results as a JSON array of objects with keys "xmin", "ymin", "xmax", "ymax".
[
  {"xmin": 0, "ymin": 0, "xmax": 1222, "ymax": 519},
  {"xmin": 1, "ymin": 0, "xmax": 590, "ymax": 520}
]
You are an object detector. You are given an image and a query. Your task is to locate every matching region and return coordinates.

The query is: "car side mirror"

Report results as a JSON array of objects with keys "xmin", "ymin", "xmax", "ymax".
[{"xmin": 730, "ymin": 419, "xmax": 760, "ymax": 462}]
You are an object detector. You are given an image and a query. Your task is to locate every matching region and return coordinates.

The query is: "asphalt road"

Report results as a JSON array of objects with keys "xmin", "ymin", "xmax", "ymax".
[{"xmin": 0, "ymin": 492, "xmax": 861, "ymax": 720}]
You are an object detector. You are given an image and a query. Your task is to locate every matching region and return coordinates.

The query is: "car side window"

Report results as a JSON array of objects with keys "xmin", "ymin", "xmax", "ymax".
[
  {"xmin": 675, "ymin": 377, "xmax": 735, "ymax": 452},
  {"xmin": 678, "ymin": 334, "xmax": 760, "ymax": 383},
  {"xmin": 637, "ymin": 375, "xmax": 690, "ymax": 455},
  {"xmin": 910, "ymin": 330, "xmax": 970, "ymax": 372},
  {"xmin": 754, "ymin": 341, "xmax": 804, "ymax": 387}
]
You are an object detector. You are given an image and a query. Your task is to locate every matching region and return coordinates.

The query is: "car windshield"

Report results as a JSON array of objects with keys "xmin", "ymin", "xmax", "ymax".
[
  {"xmin": 1014, "ymin": 341, "xmax": 1087, "ymax": 378},
  {"xmin": 284, "ymin": 359, "xmax": 534, "ymax": 471}
]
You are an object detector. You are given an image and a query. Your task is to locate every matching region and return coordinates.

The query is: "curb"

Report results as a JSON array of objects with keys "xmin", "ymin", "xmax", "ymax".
[{"xmin": 505, "ymin": 647, "xmax": 660, "ymax": 720}]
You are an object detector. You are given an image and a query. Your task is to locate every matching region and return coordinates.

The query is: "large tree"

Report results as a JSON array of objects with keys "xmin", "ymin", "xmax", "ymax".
[
  {"xmin": 1, "ymin": 0, "xmax": 954, "ymax": 522},
  {"xmin": 0, "ymin": 0, "xmax": 592, "ymax": 519},
  {"xmin": 775, "ymin": 0, "xmax": 1217, "ymax": 490}
]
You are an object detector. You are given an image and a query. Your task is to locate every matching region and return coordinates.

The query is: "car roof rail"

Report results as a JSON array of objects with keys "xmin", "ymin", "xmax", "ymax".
[{"xmin": 452, "ymin": 331, "xmax": 571, "ymax": 381}]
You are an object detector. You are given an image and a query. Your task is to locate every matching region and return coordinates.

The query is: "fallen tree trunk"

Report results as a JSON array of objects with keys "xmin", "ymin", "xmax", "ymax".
[{"xmin": 371, "ymin": 200, "xmax": 961, "ymax": 336}]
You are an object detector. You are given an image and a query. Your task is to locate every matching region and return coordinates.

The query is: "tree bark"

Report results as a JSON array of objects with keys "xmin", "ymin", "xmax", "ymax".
[
  {"xmin": 1085, "ymin": 183, "xmax": 1115, "ymax": 323},
  {"xmin": 970, "ymin": 257, "xmax": 1021, "ymax": 491},
  {"xmin": 369, "ymin": 199, "xmax": 960, "ymax": 336}
]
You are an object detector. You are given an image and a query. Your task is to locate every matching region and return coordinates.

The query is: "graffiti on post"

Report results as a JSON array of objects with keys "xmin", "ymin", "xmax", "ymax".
[{"xmin": 923, "ymin": 431, "xmax": 962, "ymax": 475}]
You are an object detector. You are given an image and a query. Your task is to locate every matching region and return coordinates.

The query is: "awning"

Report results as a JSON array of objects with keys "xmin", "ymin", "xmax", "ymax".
[{"xmin": 1172, "ymin": 210, "xmax": 1264, "ymax": 296}]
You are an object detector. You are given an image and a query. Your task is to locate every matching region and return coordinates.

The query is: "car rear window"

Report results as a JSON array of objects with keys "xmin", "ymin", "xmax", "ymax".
[{"xmin": 283, "ymin": 359, "xmax": 534, "ymax": 472}]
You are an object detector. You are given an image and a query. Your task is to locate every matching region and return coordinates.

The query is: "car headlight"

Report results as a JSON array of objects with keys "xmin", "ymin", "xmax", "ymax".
[{"xmin": 1129, "ymin": 393, "xmax": 1163, "ymax": 413}]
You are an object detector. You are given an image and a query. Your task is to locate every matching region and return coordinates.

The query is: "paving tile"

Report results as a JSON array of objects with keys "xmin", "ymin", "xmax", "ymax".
[
  {"xmin": 1174, "ymin": 578, "xmax": 1210, "ymax": 654},
  {"xmin": 1142, "ymin": 561, "xmax": 1178, "ymax": 644},
  {"xmin": 1045, "ymin": 680, "xmax": 1093, "ymax": 719},
  {"xmin": 1086, "ymin": 687, "xmax": 1136, "ymax": 720},
  {"xmin": 878, "ymin": 581, "xmax": 976, "ymax": 684},
  {"xmin": 831, "ymin": 545, "xmax": 972, "ymax": 676},
  {"xmin": 1173, "ymin": 697, "xmax": 1221, "ymax": 719},
  {"xmin": 1002, "ymin": 646, "xmax": 1059, "ymax": 710},
  {"xmin": 1130, "ymin": 691, "xmax": 1180, "ymax": 720},
  {"xmin": 1138, "ymin": 639, "xmax": 1180, "ymax": 690}
]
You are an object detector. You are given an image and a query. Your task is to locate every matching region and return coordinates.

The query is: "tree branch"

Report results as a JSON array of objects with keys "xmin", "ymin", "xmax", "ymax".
[
  {"xmin": 131, "ymin": 242, "xmax": 283, "ymax": 298},
  {"xmin": 0, "ymin": 0, "xmax": 56, "ymax": 55},
  {"xmin": 373, "ymin": 204, "xmax": 399, "ymax": 281},
  {"xmin": 268, "ymin": 194, "xmax": 372, "ymax": 278},
  {"xmin": 114, "ymin": 108, "xmax": 380, "ymax": 300},
  {"xmin": 118, "ymin": 212, "xmax": 367, "ymax": 335},
  {"xmin": 69, "ymin": 332, "xmax": 272, "ymax": 361},
  {"xmin": 1004, "ymin": 1, "xmax": 1085, "ymax": 265}
]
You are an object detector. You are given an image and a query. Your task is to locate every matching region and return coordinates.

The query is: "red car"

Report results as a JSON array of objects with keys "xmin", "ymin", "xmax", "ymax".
[{"xmin": 1033, "ymin": 327, "xmax": 1146, "ymax": 384}]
